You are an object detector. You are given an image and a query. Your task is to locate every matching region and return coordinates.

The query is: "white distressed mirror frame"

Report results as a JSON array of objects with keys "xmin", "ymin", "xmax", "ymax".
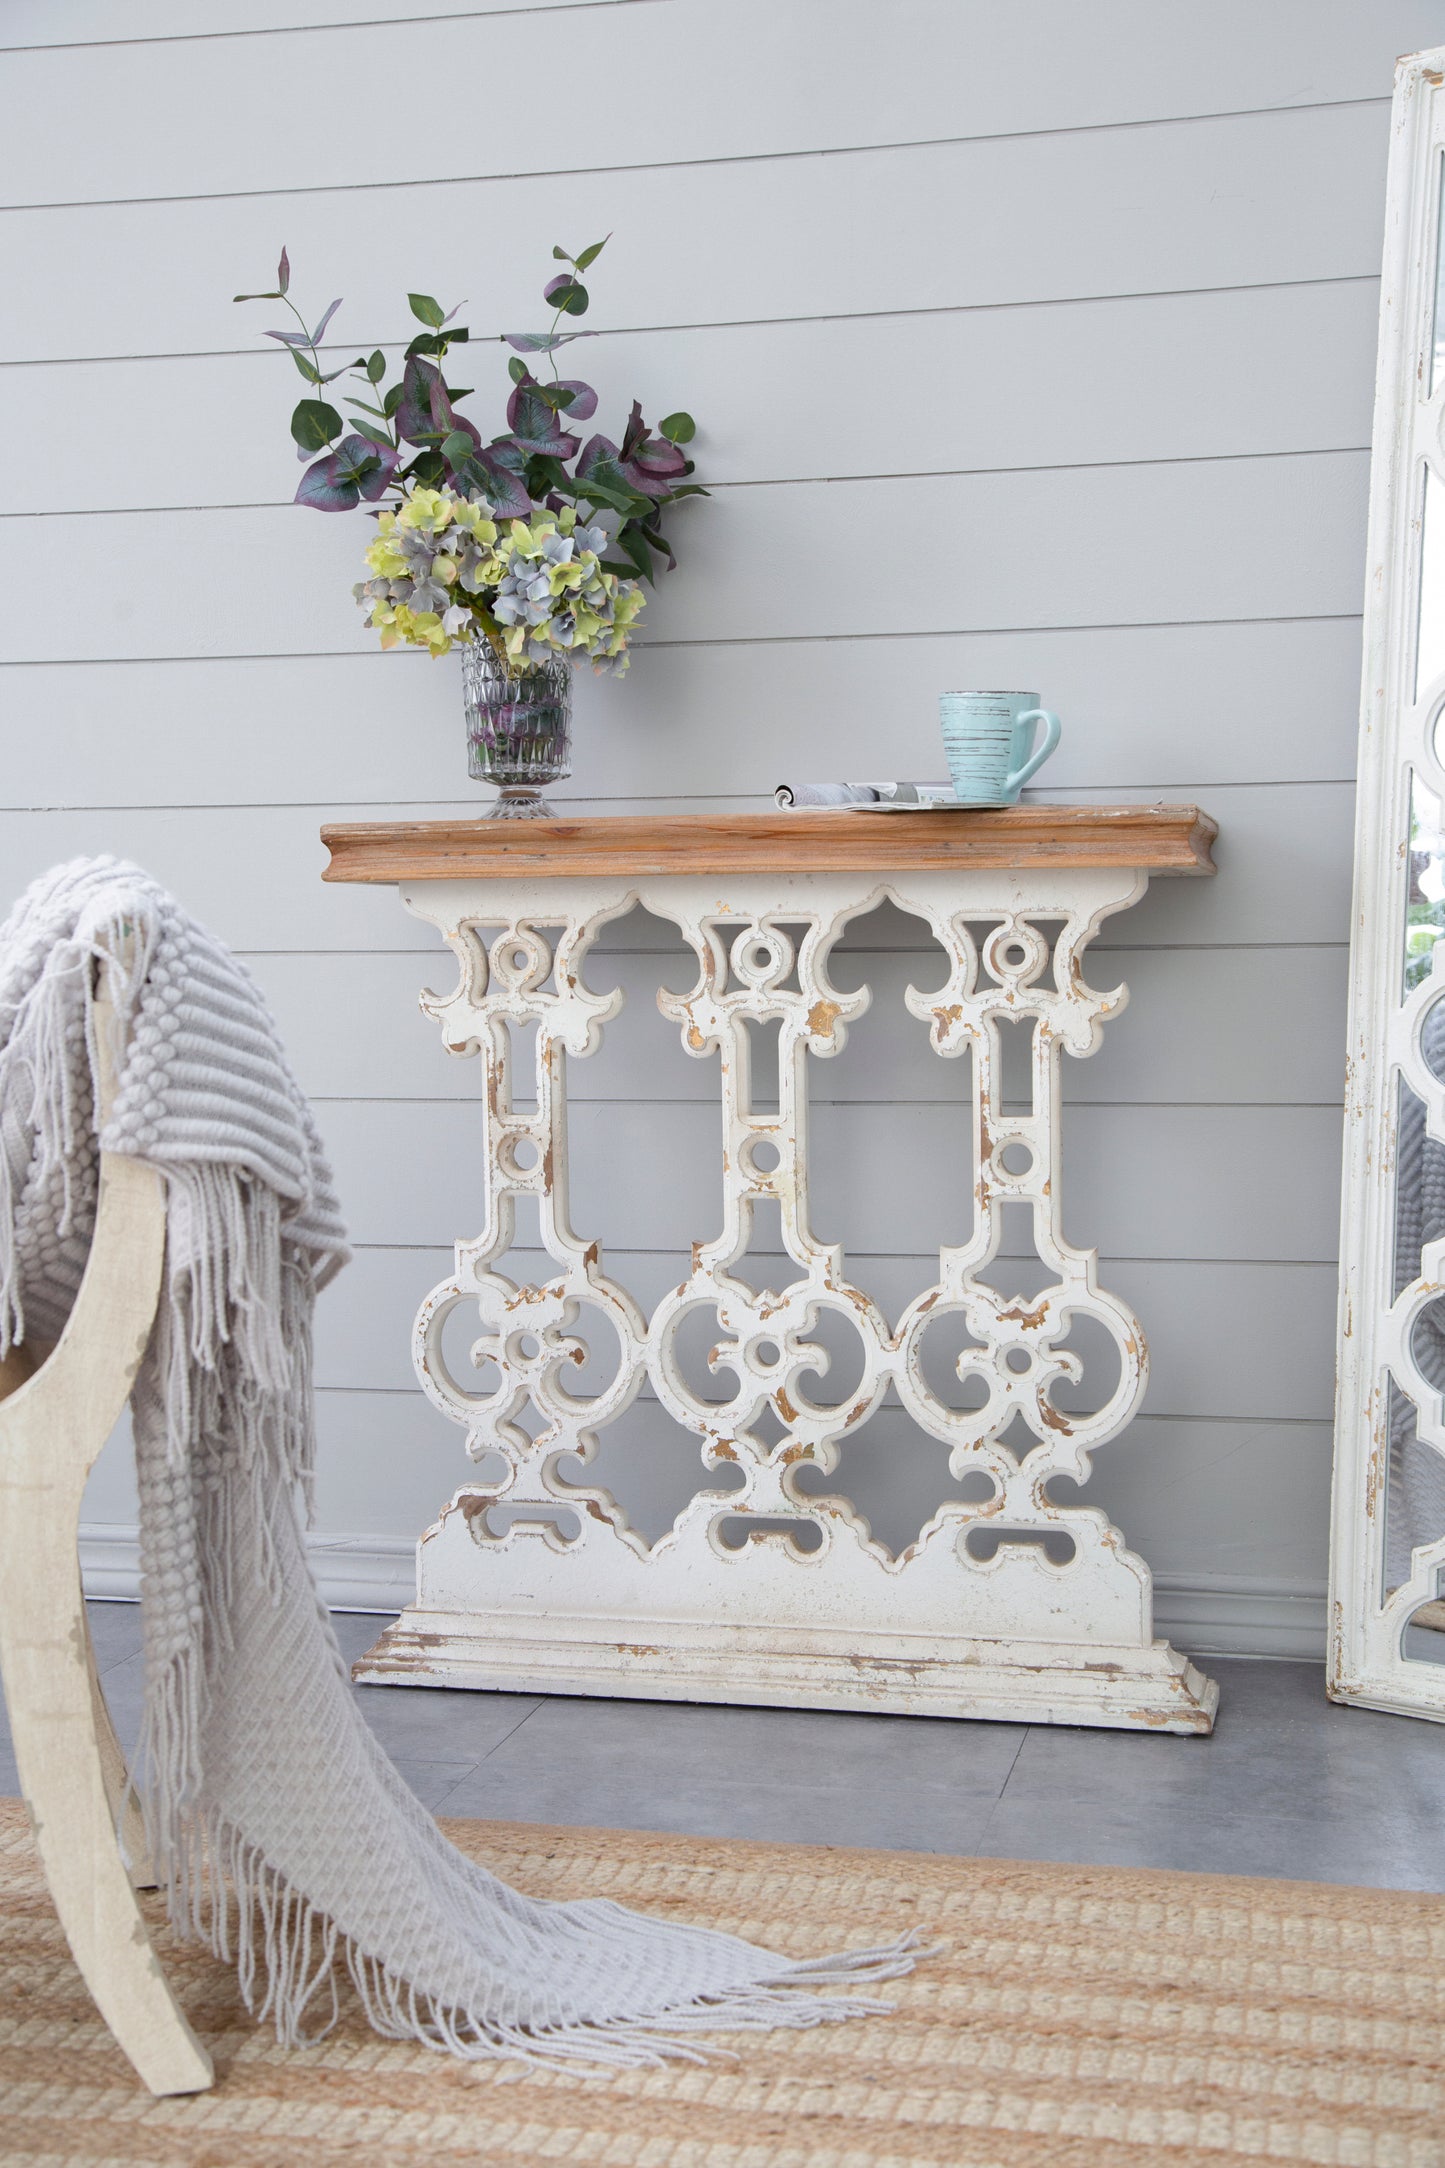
[{"xmin": 1331, "ymin": 46, "xmax": 1445, "ymax": 1719}]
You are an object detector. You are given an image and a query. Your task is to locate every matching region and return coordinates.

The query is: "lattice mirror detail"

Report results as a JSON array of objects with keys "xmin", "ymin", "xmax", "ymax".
[{"xmin": 1331, "ymin": 47, "xmax": 1445, "ymax": 1720}]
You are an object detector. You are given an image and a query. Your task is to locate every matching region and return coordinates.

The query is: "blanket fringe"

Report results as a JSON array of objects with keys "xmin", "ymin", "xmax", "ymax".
[{"xmin": 177, "ymin": 1809, "xmax": 927, "ymax": 2077}]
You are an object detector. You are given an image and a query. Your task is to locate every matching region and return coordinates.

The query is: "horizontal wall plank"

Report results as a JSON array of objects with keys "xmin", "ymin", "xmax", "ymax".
[
  {"xmin": 1, "ymin": 0, "xmax": 1427, "ymax": 203},
  {"xmin": 76, "ymin": 1377, "xmax": 1332, "ymax": 1647},
  {"xmin": 1080, "ymin": 1418, "xmax": 1332, "ymax": 1594},
  {"xmin": 0, "ymin": 106, "xmax": 1391, "ymax": 365},
  {"xmin": 0, "ymin": 784, "xmax": 1355, "ymax": 953},
  {"xmin": 7, "ymin": 280, "xmax": 1379, "ymax": 519},
  {"xmin": 316, "ymin": 1242, "xmax": 1337, "ymax": 1422},
  {"xmin": 79, "ymin": 1381, "xmax": 1332, "ymax": 1611},
  {"xmin": 1, "ymin": 0, "xmax": 603, "ymax": 47},
  {"xmin": 313, "ymin": 1097, "xmax": 1344, "ymax": 1262},
  {"xmin": 249, "ymin": 945, "xmax": 1347, "ymax": 1109},
  {"xmin": 299, "ymin": 1394, "xmax": 1335, "ymax": 1601},
  {"xmin": 0, "ymin": 457, "xmax": 1369, "ymax": 665},
  {"xmin": 81, "ymin": 1429, "xmax": 1334, "ymax": 1657},
  {"xmin": 0, "ymin": 619, "xmax": 1364, "ymax": 809}
]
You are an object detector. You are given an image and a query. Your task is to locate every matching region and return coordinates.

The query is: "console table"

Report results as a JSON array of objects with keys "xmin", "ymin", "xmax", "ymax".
[{"xmin": 322, "ymin": 805, "xmax": 1220, "ymax": 1733}]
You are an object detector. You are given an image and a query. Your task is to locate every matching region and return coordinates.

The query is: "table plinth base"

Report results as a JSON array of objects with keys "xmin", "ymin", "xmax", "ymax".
[{"xmin": 353, "ymin": 1609, "xmax": 1219, "ymax": 1734}]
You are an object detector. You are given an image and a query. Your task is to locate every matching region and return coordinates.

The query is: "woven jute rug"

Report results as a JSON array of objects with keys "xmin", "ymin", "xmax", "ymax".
[{"xmin": 0, "ymin": 1797, "xmax": 1442, "ymax": 2168}]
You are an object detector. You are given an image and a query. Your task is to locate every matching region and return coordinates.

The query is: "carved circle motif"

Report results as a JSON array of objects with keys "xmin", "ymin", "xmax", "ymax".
[{"xmin": 411, "ymin": 894, "xmax": 1149, "ymax": 1577}]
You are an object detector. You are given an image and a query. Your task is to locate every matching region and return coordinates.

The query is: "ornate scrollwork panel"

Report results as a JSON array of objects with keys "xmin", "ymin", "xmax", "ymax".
[{"xmin": 357, "ymin": 867, "xmax": 1216, "ymax": 1732}]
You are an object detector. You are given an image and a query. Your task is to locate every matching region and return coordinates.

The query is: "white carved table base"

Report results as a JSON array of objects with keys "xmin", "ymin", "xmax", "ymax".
[{"xmin": 350, "ymin": 854, "xmax": 1217, "ymax": 1734}]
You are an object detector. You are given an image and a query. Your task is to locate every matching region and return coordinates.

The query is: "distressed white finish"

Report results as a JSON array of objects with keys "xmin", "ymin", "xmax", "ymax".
[
  {"xmin": 357, "ymin": 869, "xmax": 1218, "ymax": 1732},
  {"xmin": 0, "ymin": 971, "xmax": 213, "ymax": 2097},
  {"xmin": 1332, "ymin": 46, "xmax": 1445, "ymax": 1721}
]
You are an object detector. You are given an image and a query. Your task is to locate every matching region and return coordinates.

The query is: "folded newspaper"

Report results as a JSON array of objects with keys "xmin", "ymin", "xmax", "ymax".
[{"xmin": 774, "ymin": 780, "xmax": 959, "ymax": 809}]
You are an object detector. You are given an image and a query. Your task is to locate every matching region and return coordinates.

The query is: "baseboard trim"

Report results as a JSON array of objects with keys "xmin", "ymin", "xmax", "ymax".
[{"xmin": 77, "ymin": 1527, "xmax": 1328, "ymax": 1663}]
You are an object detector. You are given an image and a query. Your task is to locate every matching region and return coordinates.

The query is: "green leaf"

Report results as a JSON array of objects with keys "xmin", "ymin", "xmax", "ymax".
[
  {"xmin": 408, "ymin": 292, "xmax": 446, "ymax": 329},
  {"xmin": 571, "ymin": 475, "xmax": 635, "ymax": 513},
  {"xmin": 349, "ymin": 417, "xmax": 396, "ymax": 450},
  {"xmin": 344, "ymin": 396, "xmax": 392, "ymax": 421},
  {"xmin": 545, "ymin": 276, "xmax": 589, "ymax": 317},
  {"xmin": 573, "ymin": 236, "xmax": 610, "ymax": 272},
  {"xmin": 659, "ymin": 411, "xmax": 696, "ymax": 444},
  {"xmin": 405, "ymin": 328, "xmax": 470, "ymax": 360},
  {"xmin": 289, "ymin": 348, "xmax": 322, "ymax": 384},
  {"xmin": 508, "ymin": 355, "xmax": 528, "ymax": 385},
  {"xmin": 404, "ymin": 448, "xmax": 447, "ymax": 487},
  {"xmin": 290, "ymin": 398, "xmax": 342, "ymax": 451},
  {"xmin": 552, "ymin": 244, "xmax": 573, "ymax": 262},
  {"xmin": 382, "ymin": 383, "xmax": 404, "ymax": 418},
  {"xmin": 440, "ymin": 429, "xmax": 477, "ymax": 469},
  {"xmin": 366, "ymin": 349, "xmax": 387, "ymax": 383},
  {"xmin": 233, "ymin": 288, "xmax": 282, "ymax": 302},
  {"xmin": 617, "ymin": 523, "xmax": 657, "ymax": 582}
]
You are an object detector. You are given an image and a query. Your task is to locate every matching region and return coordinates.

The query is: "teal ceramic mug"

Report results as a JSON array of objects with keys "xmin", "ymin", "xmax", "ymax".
[{"xmin": 939, "ymin": 690, "xmax": 1062, "ymax": 805}]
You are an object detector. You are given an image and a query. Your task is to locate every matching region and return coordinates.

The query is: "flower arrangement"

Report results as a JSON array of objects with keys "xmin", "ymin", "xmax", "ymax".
[
  {"xmin": 357, "ymin": 492, "xmax": 645, "ymax": 670},
  {"xmin": 236, "ymin": 239, "xmax": 703, "ymax": 675}
]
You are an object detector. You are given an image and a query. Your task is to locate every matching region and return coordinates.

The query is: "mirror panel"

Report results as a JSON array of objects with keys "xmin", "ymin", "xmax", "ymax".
[{"xmin": 1331, "ymin": 50, "xmax": 1445, "ymax": 1718}]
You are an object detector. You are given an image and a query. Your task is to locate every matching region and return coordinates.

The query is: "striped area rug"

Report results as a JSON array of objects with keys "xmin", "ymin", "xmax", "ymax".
[{"xmin": 0, "ymin": 1797, "xmax": 1440, "ymax": 2166}]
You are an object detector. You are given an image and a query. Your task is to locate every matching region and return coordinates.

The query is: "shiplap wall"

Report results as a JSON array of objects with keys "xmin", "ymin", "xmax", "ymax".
[{"xmin": 8, "ymin": 0, "xmax": 1443, "ymax": 1659}]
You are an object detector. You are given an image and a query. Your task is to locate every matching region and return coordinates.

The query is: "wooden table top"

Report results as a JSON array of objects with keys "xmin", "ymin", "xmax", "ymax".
[{"xmin": 320, "ymin": 804, "xmax": 1217, "ymax": 883}]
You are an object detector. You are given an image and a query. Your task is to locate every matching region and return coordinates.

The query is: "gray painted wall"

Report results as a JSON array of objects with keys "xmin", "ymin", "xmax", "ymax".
[{"xmin": 8, "ymin": 0, "xmax": 1444, "ymax": 1657}]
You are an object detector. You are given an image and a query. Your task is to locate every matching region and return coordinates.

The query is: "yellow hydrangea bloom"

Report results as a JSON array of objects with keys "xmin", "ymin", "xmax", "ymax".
[{"xmin": 398, "ymin": 488, "xmax": 455, "ymax": 535}]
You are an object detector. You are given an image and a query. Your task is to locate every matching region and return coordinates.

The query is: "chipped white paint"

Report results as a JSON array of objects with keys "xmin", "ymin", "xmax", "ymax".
[
  {"xmin": 0, "ymin": 967, "xmax": 213, "ymax": 2096},
  {"xmin": 357, "ymin": 867, "xmax": 1218, "ymax": 1731},
  {"xmin": 1331, "ymin": 45, "xmax": 1445, "ymax": 1721}
]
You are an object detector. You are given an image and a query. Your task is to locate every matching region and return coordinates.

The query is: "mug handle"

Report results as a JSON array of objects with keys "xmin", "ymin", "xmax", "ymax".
[{"xmin": 1007, "ymin": 708, "xmax": 1061, "ymax": 793}]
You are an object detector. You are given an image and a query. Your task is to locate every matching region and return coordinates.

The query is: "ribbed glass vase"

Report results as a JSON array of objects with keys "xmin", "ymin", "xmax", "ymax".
[{"xmin": 461, "ymin": 641, "xmax": 572, "ymax": 820}]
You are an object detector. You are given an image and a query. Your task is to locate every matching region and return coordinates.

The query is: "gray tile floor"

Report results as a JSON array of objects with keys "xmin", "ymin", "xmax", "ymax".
[{"xmin": 4, "ymin": 1604, "xmax": 1443, "ymax": 1893}]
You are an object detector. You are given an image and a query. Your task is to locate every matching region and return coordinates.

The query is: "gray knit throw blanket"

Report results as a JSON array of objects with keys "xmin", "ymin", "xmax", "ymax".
[{"xmin": 0, "ymin": 859, "xmax": 918, "ymax": 2070}]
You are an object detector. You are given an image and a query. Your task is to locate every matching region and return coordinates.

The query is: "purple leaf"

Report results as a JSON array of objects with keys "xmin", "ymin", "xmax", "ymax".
[
  {"xmin": 397, "ymin": 353, "xmax": 441, "ymax": 444},
  {"xmin": 576, "ymin": 433, "xmax": 619, "ymax": 479},
  {"xmin": 424, "ymin": 371, "xmax": 480, "ymax": 449},
  {"xmin": 618, "ymin": 462, "xmax": 680, "ymax": 500},
  {"xmin": 295, "ymin": 455, "xmax": 361, "ymax": 511},
  {"xmin": 277, "ymin": 246, "xmax": 290, "ymax": 294},
  {"xmin": 502, "ymin": 330, "xmax": 594, "ymax": 354},
  {"xmin": 554, "ymin": 378, "xmax": 597, "ymax": 421},
  {"xmin": 450, "ymin": 442, "xmax": 532, "ymax": 519},
  {"xmin": 265, "ymin": 328, "xmax": 312, "ymax": 347},
  {"xmin": 311, "ymin": 297, "xmax": 342, "ymax": 345},
  {"xmin": 504, "ymin": 375, "xmax": 580, "ymax": 457},
  {"xmin": 352, "ymin": 436, "xmax": 400, "ymax": 500},
  {"xmin": 628, "ymin": 437, "xmax": 688, "ymax": 479},
  {"xmin": 294, "ymin": 434, "xmax": 397, "ymax": 510},
  {"xmin": 614, "ymin": 400, "xmax": 686, "ymax": 497}
]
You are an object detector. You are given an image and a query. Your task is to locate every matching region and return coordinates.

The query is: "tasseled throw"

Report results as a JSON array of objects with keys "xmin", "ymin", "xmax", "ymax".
[{"xmin": 0, "ymin": 859, "xmax": 923, "ymax": 2073}]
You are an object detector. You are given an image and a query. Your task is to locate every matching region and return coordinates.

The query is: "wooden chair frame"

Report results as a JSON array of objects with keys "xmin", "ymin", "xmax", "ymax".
[{"xmin": 0, "ymin": 964, "xmax": 212, "ymax": 2094}]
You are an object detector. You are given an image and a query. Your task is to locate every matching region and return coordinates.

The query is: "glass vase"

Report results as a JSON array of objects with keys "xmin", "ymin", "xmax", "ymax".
[{"xmin": 461, "ymin": 640, "xmax": 572, "ymax": 820}]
